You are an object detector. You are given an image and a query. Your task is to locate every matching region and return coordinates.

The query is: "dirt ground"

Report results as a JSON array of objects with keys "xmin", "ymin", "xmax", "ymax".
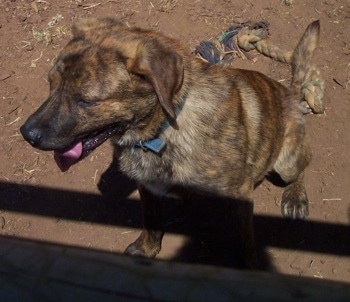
[{"xmin": 0, "ymin": 0, "xmax": 349, "ymax": 284}]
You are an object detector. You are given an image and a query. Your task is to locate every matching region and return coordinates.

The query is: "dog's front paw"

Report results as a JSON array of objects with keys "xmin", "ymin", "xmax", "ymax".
[
  {"xmin": 124, "ymin": 236, "xmax": 161, "ymax": 258},
  {"xmin": 281, "ymin": 186, "xmax": 309, "ymax": 219},
  {"xmin": 124, "ymin": 244, "xmax": 150, "ymax": 257}
]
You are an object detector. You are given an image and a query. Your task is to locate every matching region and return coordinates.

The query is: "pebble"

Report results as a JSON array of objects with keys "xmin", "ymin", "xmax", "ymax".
[
  {"xmin": 25, "ymin": 45, "xmax": 34, "ymax": 51},
  {"xmin": 17, "ymin": 14, "xmax": 27, "ymax": 22}
]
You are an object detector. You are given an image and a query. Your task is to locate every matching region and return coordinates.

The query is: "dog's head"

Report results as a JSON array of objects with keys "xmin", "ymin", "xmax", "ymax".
[{"xmin": 20, "ymin": 18, "xmax": 184, "ymax": 171}]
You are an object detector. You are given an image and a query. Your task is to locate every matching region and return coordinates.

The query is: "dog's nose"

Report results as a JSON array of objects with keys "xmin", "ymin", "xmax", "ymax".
[{"xmin": 20, "ymin": 123, "xmax": 42, "ymax": 147}]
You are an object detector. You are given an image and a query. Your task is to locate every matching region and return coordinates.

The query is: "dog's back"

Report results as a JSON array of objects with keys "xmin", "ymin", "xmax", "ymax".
[{"xmin": 119, "ymin": 22, "xmax": 320, "ymax": 198}]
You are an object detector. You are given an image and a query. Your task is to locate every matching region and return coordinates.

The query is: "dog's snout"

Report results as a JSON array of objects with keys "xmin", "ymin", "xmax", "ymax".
[{"xmin": 20, "ymin": 123, "xmax": 42, "ymax": 147}]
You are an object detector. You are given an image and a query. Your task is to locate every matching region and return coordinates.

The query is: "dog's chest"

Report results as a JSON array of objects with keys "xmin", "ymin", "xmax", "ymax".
[{"xmin": 119, "ymin": 145, "xmax": 190, "ymax": 184}]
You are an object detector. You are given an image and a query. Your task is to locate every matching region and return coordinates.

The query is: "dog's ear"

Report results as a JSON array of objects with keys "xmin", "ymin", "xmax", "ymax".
[
  {"xmin": 72, "ymin": 18, "xmax": 125, "ymax": 39},
  {"xmin": 126, "ymin": 39, "xmax": 184, "ymax": 119}
]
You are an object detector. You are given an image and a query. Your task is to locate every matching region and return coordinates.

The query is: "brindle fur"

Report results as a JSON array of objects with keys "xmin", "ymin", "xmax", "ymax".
[{"xmin": 20, "ymin": 18, "xmax": 320, "ymax": 268}]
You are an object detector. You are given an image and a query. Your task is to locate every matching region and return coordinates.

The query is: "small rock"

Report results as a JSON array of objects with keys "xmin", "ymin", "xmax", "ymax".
[
  {"xmin": 342, "ymin": 46, "xmax": 350, "ymax": 56},
  {"xmin": 18, "ymin": 14, "xmax": 27, "ymax": 22},
  {"xmin": 25, "ymin": 45, "xmax": 34, "ymax": 51}
]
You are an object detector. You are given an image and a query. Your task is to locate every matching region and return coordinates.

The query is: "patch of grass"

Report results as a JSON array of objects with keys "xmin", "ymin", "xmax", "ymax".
[
  {"xmin": 158, "ymin": 0, "xmax": 179, "ymax": 13},
  {"xmin": 32, "ymin": 25, "xmax": 71, "ymax": 45},
  {"xmin": 32, "ymin": 28, "xmax": 53, "ymax": 45},
  {"xmin": 32, "ymin": 14, "xmax": 71, "ymax": 45}
]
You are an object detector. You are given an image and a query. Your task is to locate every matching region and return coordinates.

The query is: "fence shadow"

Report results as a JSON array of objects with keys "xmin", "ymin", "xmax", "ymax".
[{"xmin": 1, "ymin": 159, "xmax": 349, "ymax": 271}]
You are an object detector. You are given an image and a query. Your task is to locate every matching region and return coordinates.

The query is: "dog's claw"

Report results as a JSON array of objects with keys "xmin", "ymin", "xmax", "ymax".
[
  {"xmin": 299, "ymin": 101, "xmax": 313, "ymax": 115},
  {"xmin": 281, "ymin": 202, "xmax": 309, "ymax": 219}
]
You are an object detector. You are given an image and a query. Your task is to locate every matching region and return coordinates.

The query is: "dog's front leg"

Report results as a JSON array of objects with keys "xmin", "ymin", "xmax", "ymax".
[
  {"xmin": 124, "ymin": 184, "xmax": 164, "ymax": 258},
  {"xmin": 228, "ymin": 198, "xmax": 259, "ymax": 269}
]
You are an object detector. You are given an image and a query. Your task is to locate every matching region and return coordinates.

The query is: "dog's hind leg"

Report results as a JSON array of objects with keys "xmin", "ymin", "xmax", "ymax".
[
  {"xmin": 124, "ymin": 184, "xmax": 164, "ymax": 258},
  {"xmin": 273, "ymin": 21, "xmax": 319, "ymax": 219},
  {"xmin": 273, "ymin": 124, "xmax": 312, "ymax": 219},
  {"xmin": 281, "ymin": 171, "xmax": 309, "ymax": 219}
]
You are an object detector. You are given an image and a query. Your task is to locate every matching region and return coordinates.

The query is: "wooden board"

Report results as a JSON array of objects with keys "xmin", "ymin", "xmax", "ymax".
[{"xmin": 1, "ymin": 236, "xmax": 349, "ymax": 301}]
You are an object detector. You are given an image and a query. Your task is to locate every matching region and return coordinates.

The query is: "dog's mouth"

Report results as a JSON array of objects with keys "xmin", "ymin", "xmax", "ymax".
[{"xmin": 54, "ymin": 123, "xmax": 123, "ymax": 172}]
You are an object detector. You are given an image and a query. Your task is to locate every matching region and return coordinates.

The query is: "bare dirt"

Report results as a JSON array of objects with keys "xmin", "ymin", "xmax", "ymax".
[{"xmin": 1, "ymin": 0, "xmax": 349, "ymax": 284}]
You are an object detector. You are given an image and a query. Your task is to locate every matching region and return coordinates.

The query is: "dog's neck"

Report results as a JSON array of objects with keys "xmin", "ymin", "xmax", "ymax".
[{"xmin": 134, "ymin": 101, "xmax": 184, "ymax": 154}]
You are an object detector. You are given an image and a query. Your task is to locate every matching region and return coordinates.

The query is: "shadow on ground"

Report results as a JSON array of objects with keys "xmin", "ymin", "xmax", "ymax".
[{"xmin": 1, "ymin": 158, "xmax": 349, "ymax": 272}]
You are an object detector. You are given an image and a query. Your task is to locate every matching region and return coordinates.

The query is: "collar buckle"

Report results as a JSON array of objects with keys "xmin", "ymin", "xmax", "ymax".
[
  {"xmin": 135, "ymin": 138, "xmax": 166, "ymax": 154},
  {"xmin": 134, "ymin": 101, "xmax": 183, "ymax": 154}
]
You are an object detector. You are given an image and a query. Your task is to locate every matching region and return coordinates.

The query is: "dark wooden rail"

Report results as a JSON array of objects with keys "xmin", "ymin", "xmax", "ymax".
[{"xmin": 1, "ymin": 236, "xmax": 349, "ymax": 301}]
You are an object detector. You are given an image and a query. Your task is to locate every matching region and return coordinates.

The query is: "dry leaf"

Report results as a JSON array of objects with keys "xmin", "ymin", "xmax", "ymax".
[{"xmin": 31, "ymin": 1, "xmax": 39, "ymax": 13}]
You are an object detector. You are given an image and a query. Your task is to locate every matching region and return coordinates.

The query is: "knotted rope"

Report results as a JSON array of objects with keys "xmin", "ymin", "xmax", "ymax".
[{"xmin": 194, "ymin": 22, "xmax": 325, "ymax": 114}]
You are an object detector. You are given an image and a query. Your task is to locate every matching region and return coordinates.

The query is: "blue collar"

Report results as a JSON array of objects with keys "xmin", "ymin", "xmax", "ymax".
[
  {"xmin": 135, "ymin": 104, "xmax": 183, "ymax": 154},
  {"xmin": 135, "ymin": 137, "xmax": 167, "ymax": 153}
]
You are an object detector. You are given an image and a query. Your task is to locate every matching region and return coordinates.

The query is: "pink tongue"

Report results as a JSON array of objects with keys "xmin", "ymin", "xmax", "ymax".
[{"xmin": 54, "ymin": 141, "xmax": 83, "ymax": 172}]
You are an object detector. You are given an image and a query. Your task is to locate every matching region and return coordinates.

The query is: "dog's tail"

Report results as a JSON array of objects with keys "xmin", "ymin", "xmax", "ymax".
[{"xmin": 290, "ymin": 20, "xmax": 320, "ymax": 98}]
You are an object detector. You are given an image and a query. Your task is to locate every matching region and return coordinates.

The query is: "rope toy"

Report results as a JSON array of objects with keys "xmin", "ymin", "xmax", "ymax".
[{"xmin": 194, "ymin": 22, "xmax": 325, "ymax": 114}]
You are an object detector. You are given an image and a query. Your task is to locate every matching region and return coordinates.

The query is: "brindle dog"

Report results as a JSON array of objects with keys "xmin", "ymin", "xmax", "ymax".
[{"xmin": 20, "ymin": 18, "xmax": 320, "ymax": 268}]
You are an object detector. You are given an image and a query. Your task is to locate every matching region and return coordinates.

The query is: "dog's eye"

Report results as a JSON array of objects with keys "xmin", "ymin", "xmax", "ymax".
[{"xmin": 77, "ymin": 99, "xmax": 96, "ymax": 107}]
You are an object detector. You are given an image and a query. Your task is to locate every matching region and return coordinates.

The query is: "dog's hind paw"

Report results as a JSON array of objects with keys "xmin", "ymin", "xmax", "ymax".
[
  {"xmin": 281, "ymin": 201, "xmax": 309, "ymax": 219},
  {"xmin": 281, "ymin": 185, "xmax": 309, "ymax": 220}
]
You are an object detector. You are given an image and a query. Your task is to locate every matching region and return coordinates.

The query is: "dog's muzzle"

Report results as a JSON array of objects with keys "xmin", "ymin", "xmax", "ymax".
[{"xmin": 21, "ymin": 119, "xmax": 124, "ymax": 172}]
